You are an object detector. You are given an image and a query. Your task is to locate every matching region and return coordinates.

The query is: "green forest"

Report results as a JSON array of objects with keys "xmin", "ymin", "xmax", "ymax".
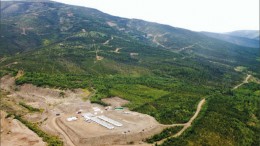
[{"xmin": 161, "ymin": 83, "xmax": 260, "ymax": 146}]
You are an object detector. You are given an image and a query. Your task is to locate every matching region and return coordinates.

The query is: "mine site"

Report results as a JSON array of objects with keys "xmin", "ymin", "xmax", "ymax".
[{"xmin": 0, "ymin": 75, "xmax": 169, "ymax": 146}]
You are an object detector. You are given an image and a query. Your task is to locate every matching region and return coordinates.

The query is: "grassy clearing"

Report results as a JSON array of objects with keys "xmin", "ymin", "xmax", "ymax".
[
  {"xmin": 135, "ymin": 94, "xmax": 202, "ymax": 124},
  {"xmin": 110, "ymin": 84, "xmax": 169, "ymax": 109}
]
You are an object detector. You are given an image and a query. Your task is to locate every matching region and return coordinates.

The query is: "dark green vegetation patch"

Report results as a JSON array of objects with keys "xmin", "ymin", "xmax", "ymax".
[
  {"xmin": 19, "ymin": 102, "xmax": 43, "ymax": 112},
  {"xmin": 146, "ymin": 126, "xmax": 183, "ymax": 143},
  {"xmin": 161, "ymin": 83, "xmax": 260, "ymax": 146}
]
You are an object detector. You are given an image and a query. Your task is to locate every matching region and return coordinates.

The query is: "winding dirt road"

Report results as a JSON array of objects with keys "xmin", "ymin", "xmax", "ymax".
[
  {"xmin": 233, "ymin": 74, "xmax": 251, "ymax": 90},
  {"xmin": 156, "ymin": 98, "xmax": 206, "ymax": 145}
]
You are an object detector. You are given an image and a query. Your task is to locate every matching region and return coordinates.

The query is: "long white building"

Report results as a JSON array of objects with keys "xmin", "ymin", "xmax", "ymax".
[
  {"xmin": 91, "ymin": 117, "xmax": 115, "ymax": 129},
  {"xmin": 98, "ymin": 115, "xmax": 123, "ymax": 127},
  {"xmin": 81, "ymin": 113, "xmax": 115, "ymax": 129}
]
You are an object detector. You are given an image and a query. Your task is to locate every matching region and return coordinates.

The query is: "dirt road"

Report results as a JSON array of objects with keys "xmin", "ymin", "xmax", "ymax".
[
  {"xmin": 233, "ymin": 74, "xmax": 251, "ymax": 90},
  {"xmin": 177, "ymin": 43, "xmax": 196, "ymax": 52},
  {"xmin": 52, "ymin": 117, "xmax": 75, "ymax": 146},
  {"xmin": 156, "ymin": 98, "xmax": 206, "ymax": 145},
  {"xmin": 152, "ymin": 33, "xmax": 168, "ymax": 48},
  {"xmin": 103, "ymin": 36, "xmax": 114, "ymax": 45}
]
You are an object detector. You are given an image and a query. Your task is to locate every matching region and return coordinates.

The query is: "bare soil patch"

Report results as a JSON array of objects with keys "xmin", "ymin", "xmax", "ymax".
[
  {"xmin": 114, "ymin": 48, "xmax": 121, "ymax": 53},
  {"xmin": 0, "ymin": 75, "xmax": 15, "ymax": 91},
  {"xmin": 96, "ymin": 55, "xmax": 104, "ymax": 61},
  {"xmin": 106, "ymin": 21, "xmax": 117, "ymax": 27},
  {"xmin": 102, "ymin": 97, "xmax": 129, "ymax": 107}
]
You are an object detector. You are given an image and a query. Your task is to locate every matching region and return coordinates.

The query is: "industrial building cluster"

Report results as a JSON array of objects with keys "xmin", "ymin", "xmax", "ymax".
[{"xmin": 66, "ymin": 107, "xmax": 123, "ymax": 130}]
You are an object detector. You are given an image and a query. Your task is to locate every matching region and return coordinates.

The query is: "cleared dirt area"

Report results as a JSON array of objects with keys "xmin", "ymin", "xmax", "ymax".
[
  {"xmin": 114, "ymin": 48, "xmax": 121, "ymax": 53},
  {"xmin": 47, "ymin": 106, "xmax": 162, "ymax": 146},
  {"xmin": 0, "ymin": 111, "xmax": 46, "ymax": 146},
  {"xmin": 0, "ymin": 75, "xmax": 162, "ymax": 146}
]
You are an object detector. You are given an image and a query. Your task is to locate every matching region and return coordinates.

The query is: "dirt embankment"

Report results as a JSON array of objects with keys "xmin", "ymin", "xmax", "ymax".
[
  {"xmin": 0, "ymin": 111, "xmax": 46, "ymax": 146},
  {"xmin": 0, "ymin": 75, "xmax": 16, "ymax": 91}
]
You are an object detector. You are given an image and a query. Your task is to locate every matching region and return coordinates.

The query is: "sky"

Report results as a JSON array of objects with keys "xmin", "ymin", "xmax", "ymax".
[{"xmin": 53, "ymin": 0, "xmax": 259, "ymax": 32}]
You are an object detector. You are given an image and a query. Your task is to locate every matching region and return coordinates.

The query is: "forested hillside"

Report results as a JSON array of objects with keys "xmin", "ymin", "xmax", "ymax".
[{"xmin": 162, "ymin": 83, "xmax": 260, "ymax": 146}]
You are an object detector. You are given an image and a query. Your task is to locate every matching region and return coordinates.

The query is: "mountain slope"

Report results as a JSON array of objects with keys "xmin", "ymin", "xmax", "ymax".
[
  {"xmin": 1, "ymin": 2, "xmax": 259, "ymax": 59},
  {"xmin": 0, "ymin": 1, "xmax": 259, "ymax": 85},
  {"xmin": 124, "ymin": 19, "xmax": 259, "ymax": 72},
  {"xmin": 225, "ymin": 30, "xmax": 259, "ymax": 40},
  {"xmin": 201, "ymin": 31, "xmax": 259, "ymax": 48}
]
